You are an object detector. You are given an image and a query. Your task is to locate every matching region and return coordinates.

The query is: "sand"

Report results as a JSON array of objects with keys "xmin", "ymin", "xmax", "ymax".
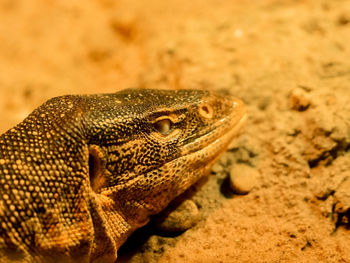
[{"xmin": 0, "ymin": 0, "xmax": 350, "ymax": 262}]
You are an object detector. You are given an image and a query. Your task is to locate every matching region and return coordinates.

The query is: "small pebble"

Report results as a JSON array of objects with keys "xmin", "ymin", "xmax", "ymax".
[
  {"xmin": 229, "ymin": 164, "xmax": 259, "ymax": 195},
  {"xmin": 289, "ymin": 88, "xmax": 311, "ymax": 111},
  {"xmin": 154, "ymin": 200, "xmax": 200, "ymax": 232}
]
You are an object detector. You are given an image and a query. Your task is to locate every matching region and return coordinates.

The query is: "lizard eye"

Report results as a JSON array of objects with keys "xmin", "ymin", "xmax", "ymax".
[{"xmin": 154, "ymin": 119, "xmax": 172, "ymax": 135}]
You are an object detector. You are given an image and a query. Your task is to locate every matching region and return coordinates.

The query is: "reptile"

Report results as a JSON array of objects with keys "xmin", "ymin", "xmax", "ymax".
[{"xmin": 0, "ymin": 88, "xmax": 247, "ymax": 262}]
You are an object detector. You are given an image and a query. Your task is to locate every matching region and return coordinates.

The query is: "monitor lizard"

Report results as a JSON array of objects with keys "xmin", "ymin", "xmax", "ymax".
[{"xmin": 0, "ymin": 88, "xmax": 247, "ymax": 262}]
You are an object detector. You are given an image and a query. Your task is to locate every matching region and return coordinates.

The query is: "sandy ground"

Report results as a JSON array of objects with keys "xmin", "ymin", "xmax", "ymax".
[{"xmin": 1, "ymin": 0, "xmax": 350, "ymax": 262}]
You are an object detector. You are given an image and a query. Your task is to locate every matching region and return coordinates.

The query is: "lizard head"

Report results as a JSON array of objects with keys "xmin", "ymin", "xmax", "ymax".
[{"xmin": 84, "ymin": 88, "xmax": 246, "ymax": 236}]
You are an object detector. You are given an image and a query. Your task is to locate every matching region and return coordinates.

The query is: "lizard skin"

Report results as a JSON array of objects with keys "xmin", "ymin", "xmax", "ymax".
[{"xmin": 0, "ymin": 88, "xmax": 247, "ymax": 262}]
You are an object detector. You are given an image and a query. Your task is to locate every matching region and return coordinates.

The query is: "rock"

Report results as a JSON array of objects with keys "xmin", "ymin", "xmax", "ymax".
[
  {"xmin": 154, "ymin": 200, "xmax": 200, "ymax": 232},
  {"xmin": 229, "ymin": 164, "xmax": 259, "ymax": 195},
  {"xmin": 289, "ymin": 88, "xmax": 311, "ymax": 111}
]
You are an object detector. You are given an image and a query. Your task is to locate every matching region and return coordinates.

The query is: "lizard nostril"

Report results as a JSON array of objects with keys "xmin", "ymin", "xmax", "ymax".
[{"xmin": 199, "ymin": 104, "xmax": 213, "ymax": 119}]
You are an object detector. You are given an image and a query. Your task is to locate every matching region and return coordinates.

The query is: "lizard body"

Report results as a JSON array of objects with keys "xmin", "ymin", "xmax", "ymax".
[{"xmin": 0, "ymin": 88, "xmax": 246, "ymax": 262}]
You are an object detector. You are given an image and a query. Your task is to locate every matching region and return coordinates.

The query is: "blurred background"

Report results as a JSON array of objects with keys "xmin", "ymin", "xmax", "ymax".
[{"xmin": 1, "ymin": 0, "xmax": 349, "ymax": 134}]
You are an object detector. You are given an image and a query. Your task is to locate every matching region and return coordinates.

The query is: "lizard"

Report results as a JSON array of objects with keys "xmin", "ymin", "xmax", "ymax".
[{"xmin": 0, "ymin": 88, "xmax": 247, "ymax": 262}]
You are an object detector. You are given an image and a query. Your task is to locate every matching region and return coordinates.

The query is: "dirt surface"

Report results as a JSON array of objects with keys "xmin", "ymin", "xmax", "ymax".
[{"xmin": 1, "ymin": 0, "xmax": 350, "ymax": 262}]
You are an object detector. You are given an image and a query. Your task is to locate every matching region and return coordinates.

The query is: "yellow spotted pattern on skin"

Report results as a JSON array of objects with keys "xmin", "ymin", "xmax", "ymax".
[{"xmin": 0, "ymin": 88, "xmax": 246, "ymax": 263}]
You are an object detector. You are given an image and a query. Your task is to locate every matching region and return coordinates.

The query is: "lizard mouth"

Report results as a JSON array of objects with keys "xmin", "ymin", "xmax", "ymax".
[{"xmin": 180, "ymin": 113, "xmax": 247, "ymax": 174}]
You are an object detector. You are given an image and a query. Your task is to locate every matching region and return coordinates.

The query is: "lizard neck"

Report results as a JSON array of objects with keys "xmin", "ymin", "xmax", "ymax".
[{"xmin": 0, "ymin": 104, "xmax": 97, "ymax": 261}]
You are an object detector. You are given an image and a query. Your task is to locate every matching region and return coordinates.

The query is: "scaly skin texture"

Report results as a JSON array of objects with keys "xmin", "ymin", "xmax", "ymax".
[{"xmin": 0, "ymin": 88, "xmax": 246, "ymax": 262}]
